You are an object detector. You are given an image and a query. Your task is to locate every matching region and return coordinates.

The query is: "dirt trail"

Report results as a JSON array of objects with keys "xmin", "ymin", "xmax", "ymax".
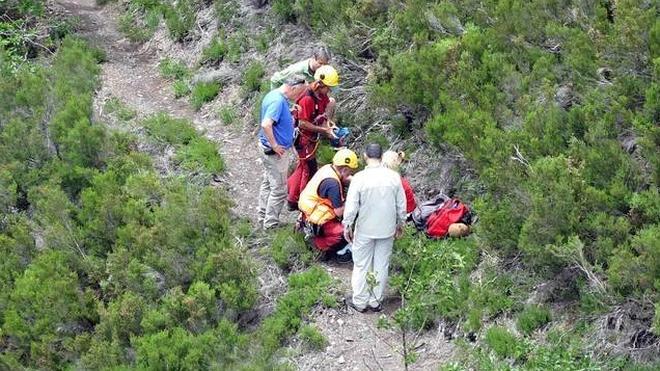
[
  {"xmin": 55, "ymin": 0, "xmax": 455, "ymax": 368},
  {"xmin": 58, "ymin": 0, "xmax": 262, "ymax": 221}
]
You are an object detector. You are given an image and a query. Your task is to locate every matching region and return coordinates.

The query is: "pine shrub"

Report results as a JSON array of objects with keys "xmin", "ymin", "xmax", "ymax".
[
  {"xmin": 269, "ymin": 227, "xmax": 314, "ymax": 271},
  {"xmin": 517, "ymin": 305, "xmax": 551, "ymax": 336},
  {"xmin": 142, "ymin": 113, "xmax": 197, "ymax": 145},
  {"xmin": 218, "ymin": 105, "xmax": 237, "ymax": 126},
  {"xmin": 158, "ymin": 58, "xmax": 190, "ymax": 81},
  {"xmin": 484, "ymin": 326, "xmax": 520, "ymax": 359},
  {"xmin": 200, "ymin": 37, "xmax": 227, "ymax": 65},
  {"xmin": 241, "ymin": 61, "xmax": 265, "ymax": 93},
  {"xmin": 191, "ymin": 82, "xmax": 221, "ymax": 110},
  {"xmin": 163, "ymin": 0, "xmax": 196, "ymax": 42},
  {"xmin": 299, "ymin": 324, "xmax": 327, "ymax": 350},
  {"xmin": 176, "ymin": 137, "xmax": 225, "ymax": 174}
]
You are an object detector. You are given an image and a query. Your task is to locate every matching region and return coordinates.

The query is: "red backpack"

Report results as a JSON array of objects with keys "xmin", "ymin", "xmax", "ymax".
[{"xmin": 426, "ymin": 199, "xmax": 469, "ymax": 238}]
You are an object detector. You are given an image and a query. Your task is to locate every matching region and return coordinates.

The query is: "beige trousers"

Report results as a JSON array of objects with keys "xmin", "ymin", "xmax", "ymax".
[{"xmin": 257, "ymin": 150, "xmax": 290, "ymax": 229}]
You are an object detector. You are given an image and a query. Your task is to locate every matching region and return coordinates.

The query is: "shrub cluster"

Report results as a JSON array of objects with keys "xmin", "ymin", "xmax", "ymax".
[
  {"xmin": 278, "ymin": 0, "xmax": 658, "ymax": 346},
  {"xmin": 0, "ymin": 38, "xmax": 256, "ymax": 369},
  {"xmin": 158, "ymin": 57, "xmax": 191, "ymax": 98},
  {"xmin": 0, "ymin": 33, "xmax": 341, "ymax": 369}
]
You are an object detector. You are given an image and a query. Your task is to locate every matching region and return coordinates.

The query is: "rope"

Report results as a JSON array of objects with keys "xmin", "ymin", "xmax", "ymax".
[{"xmin": 297, "ymin": 140, "xmax": 320, "ymax": 161}]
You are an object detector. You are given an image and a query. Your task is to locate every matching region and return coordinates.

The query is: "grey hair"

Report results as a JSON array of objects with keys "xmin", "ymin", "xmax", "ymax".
[
  {"xmin": 313, "ymin": 46, "xmax": 331, "ymax": 62},
  {"xmin": 284, "ymin": 74, "xmax": 307, "ymax": 87}
]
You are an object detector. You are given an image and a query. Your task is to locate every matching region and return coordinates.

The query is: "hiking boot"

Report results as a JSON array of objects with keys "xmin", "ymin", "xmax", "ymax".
[
  {"xmin": 345, "ymin": 296, "xmax": 366, "ymax": 313},
  {"xmin": 287, "ymin": 201, "xmax": 298, "ymax": 212},
  {"xmin": 335, "ymin": 250, "xmax": 352, "ymax": 264},
  {"xmin": 369, "ymin": 304, "xmax": 383, "ymax": 313}
]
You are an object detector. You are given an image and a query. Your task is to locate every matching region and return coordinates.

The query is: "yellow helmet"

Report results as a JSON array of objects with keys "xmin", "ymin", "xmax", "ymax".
[
  {"xmin": 314, "ymin": 65, "xmax": 339, "ymax": 87},
  {"xmin": 332, "ymin": 149, "xmax": 358, "ymax": 169}
]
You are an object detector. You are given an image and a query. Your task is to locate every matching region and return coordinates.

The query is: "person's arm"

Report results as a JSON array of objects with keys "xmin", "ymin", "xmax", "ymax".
[
  {"xmin": 342, "ymin": 176, "xmax": 361, "ymax": 242},
  {"xmin": 394, "ymin": 175, "xmax": 407, "ymax": 237},
  {"xmin": 260, "ymin": 102, "xmax": 285, "ymax": 156},
  {"xmin": 297, "ymin": 96, "xmax": 334, "ymax": 136}
]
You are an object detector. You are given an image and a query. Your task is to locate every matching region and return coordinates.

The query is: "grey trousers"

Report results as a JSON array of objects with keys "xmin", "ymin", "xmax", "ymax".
[
  {"xmin": 351, "ymin": 233, "xmax": 394, "ymax": 309},
  {"xmin": 257, "ymin": 150, "xmax": 290, "ymax": 229}
]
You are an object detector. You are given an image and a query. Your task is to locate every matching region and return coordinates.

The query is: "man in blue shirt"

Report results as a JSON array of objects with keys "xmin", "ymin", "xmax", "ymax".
[{"xmin": 258, "ymin": 75, "xmax": 308, "ymax": 229}]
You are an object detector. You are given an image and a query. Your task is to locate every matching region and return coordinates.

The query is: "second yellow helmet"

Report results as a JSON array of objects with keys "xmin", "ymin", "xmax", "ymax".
[
  {"xmin": 332, "ymin": 148, "xmax": 358, "ymax": 169},
  {"xmin": 314, "ymin": 65, "xmax": 339, "ymax": 87}
]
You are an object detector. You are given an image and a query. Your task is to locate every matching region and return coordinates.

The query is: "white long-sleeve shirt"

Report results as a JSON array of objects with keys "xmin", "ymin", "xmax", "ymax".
[{"xmin": 343, "ymin": 164, "xmax": 406, "ymax": 239}]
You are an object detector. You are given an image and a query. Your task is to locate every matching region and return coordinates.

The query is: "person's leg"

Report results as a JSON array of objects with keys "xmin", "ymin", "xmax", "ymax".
[
  {"xmin": 307, "ymin": 156, "xmax": 318, "ymax": 176},
  {"xmin": 368, "ymin": 237, "xmax": 394, "ymax": 309},
  {"xmin": 351, "ymin": 233, "xmax": 375, "ymax": 310},
  {"xmin": 264, "ymin": 153, "xmax": 290, "ymax": 229},
  {"xmin": 257, "ymin": 153, "xmax": 271, "ymax": 226},
  {"xmin": 286, "ymin": 160, "xmax": 304, "ymax": 210},
  {"xmin": 313, "ymin": 220, "xmax": 346, "ymax": 252}
]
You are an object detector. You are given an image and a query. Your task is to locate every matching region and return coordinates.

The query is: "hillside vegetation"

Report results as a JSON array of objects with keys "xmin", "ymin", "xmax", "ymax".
[{"xmin": 1, "ymin": 0, "xmax": 659, "ymax": 369}]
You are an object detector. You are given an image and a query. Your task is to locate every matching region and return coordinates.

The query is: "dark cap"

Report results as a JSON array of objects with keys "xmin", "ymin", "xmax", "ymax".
[
  {"xmin": 284, "ymin": 74, "xmax": 307, "ymax": 87},
  {"xmin": 364, "ymin": 143, "xmax": 382, "ymax": 159}
]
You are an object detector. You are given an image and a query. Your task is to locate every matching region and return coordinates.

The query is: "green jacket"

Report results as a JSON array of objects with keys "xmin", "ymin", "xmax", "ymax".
[{"xmin": 270, "ymin": 59, "xmax": 314, "ymax": 90}]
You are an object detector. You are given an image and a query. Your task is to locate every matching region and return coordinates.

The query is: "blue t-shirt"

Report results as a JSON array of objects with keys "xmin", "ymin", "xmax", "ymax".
[
  {"xmin": 258, "ymin": 89, "xmax": 294, "ymax": 149},
  {"xmin": 319, "ymin": 178, "xmax": 342, "ymax": 208}
]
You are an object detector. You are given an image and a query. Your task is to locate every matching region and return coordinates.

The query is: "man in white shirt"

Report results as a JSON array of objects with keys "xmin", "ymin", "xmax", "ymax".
[{"xmin": 342, "ymin": 143, "xmax": 406, "ymax": 312}]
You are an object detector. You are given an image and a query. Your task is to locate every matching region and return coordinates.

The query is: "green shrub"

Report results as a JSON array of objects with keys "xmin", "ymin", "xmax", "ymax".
[
  {"xmin": 163, "ymin": 0, "xmax": 197, "ymax": 42},
  {"xmin": 142, "ymin": 113, "xmax": 197, "ymax": 145},
  {"xmin": 524, "ymin": 330, "xmax": 602, "ymax": 370},
  {"xmin": 299, "ymin": 325, "xmax": 327, "ymax": 350},
  {"xmin": 468, "ymin": 271, "xmax": 519, "ymax": 318},
  {"xmin": 630, "ymin": 188, "xmax": 660, "ymax": 226},
  {"xmin": 218, "ymin": 105, "xmax": 237, "ymax": 126},
  {"xmin": 79, "ymin": 338, "xmax": 127, "ymax": 369},
  {"xmin": 473, "ymin": 196, "xmax": 525, "ymax": 255},
  {"xmin": 365, "ymin": 131, "xmax": 390, "ymax": 150},
  {"xmin": 3, "ymin": 250, "xmax": 97, "ymax": 368},
  {"xmin": 271, "ymin": 0, "xmax": 296, "ymax": 22},
  {"xmin": 269, "ymin": 228, "xmax": 315, "ymax": 271},
  {"xmin": 316, "ymin": 142, "xmax": 335, "ymax": 166},
  {"xmin": 200, "ymin": 37, "xmax": 227, "ymax": 65},
  {"xmin": 197, "ymin": 242, "xmax": 258, "ymax": 313},
  {"xmin": 242, "ymin": 61, "xmax": 265, "ymax": 93},
  {"xmin": 484, "ymin": 326, "xmax": 520, "ymax": 359},
  {"xmin": 517, "ymin": 305, "xmax": 551, "ymax": 335},
  {"xmin": 0, "ymin": 215, "xmax": 37, "ymax": 312},
  {"xmin": 158, "ymin": 58, "xmax": 190, "ymax": 81},
  {"xmin": 321, "ymin": 292, "xmax": 338, "ymax": 308},
  {"xmin": 96, "ymin": 291, "xmax": 147, "ymax": 344},
  {"xmin": 176, "ymin": 137, "xmax": 225, "ymax": 174},
  {"xmin": 214, "ymin": 0, "xmax": 238, "ymax": 25},
  {"xmin": 173, "ymin": 80, "xmax": 191, "ymax": 98},
  {"xmin": 390, "ymin": 231, "xmax": 479, "ymax": 329},
  {"xmin": 254, "ymin": 26, "xmax": 275, "ymax": 53},
  {"xmin": 518, "ymin": 156, "xmax": 583, "ymax": 268},
  {"xmin": 608, "ymin": 224, "xmax": 660, "ymax": 295},
  {"xmin": 118, "ymin": 8, "xmax": 157, "ymax": 43},
  {"xmin": 191, "ymin": 82, "xmax": 221, "ymax": 110},
  {"xmin": 226, "ymin": 31, "xmax": 249, "ymax": 63},
  {"xmin": 465, "ymin": 308, "xmax": 482, "ymax": 332},
  {"xmin": 105, "ymin": 96, "xmax": 136, "ymax": 121},
  {"xmin": 259, "ymin": 266, "xmax": 332, "ymax": 357},
  {"xmin": 134, "ymin": 322, "xmax": 247, "ymax": 370}
]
